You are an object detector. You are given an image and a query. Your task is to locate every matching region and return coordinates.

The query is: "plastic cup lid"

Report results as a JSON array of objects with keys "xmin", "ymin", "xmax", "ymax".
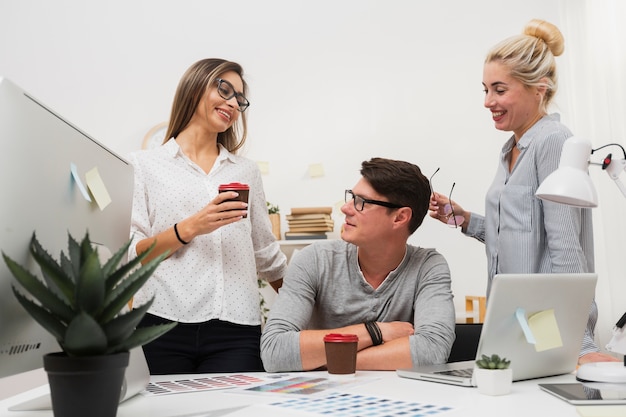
[
  {"xmin": 323, "ymin": 333, "xmax": 359, "ymax": 342},
  {"xmin": 218, "ymin": 182, "xmax": 249, "ymax": 190}
]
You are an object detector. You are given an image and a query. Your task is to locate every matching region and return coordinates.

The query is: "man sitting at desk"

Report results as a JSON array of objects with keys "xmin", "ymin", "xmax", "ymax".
[{"xmin": 261, "ymin": 157, "xmax": 455, "ymax": 372}]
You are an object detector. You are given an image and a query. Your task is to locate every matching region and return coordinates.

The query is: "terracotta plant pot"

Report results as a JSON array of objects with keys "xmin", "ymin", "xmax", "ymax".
[{"xmin": 43, "ymin": 351, "xmax": 129, "ymax": 417}]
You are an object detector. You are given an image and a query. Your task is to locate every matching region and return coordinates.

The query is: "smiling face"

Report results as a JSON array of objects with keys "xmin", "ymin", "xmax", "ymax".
[
  {"xmin": 483, "ymin": 61, "xmax": 545, "ymax": 140},
  {"xmin": 196, "ymin": 70, "xmax": 243, "ymax": 133}
]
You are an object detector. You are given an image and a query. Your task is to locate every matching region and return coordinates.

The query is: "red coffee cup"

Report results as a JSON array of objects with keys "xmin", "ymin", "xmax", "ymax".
[
  {"xmin": 323, "ymin": 333, "xmax": 359, "ymax": 377},
  {"xmin": 218, "ymin": 183, "xmax": 250, "ymax": 218}
]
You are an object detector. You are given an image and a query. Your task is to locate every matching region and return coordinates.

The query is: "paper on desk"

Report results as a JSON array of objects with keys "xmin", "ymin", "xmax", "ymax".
[
  {"xmin": 528, "ymin": 309, "xmax": 563, "ymax": 352},
  {"xmin": 233, "ymin": 375, "xmax": 378, "ymax": 398},
  {"xmin": 265, "ymin": 391, "xmax": 455, "ymax": 417},
  {"xmin": 170, "ymin": 405, "xmax": 250, "ymax": 417},
  {"xmin": 576, "ymin": 405, "xmax": 626, "ymax": 417},
  {"xmin": 85, "ymin": 167, "xmax": 111, "ymax": 210},
  {"xmin": 143, "ymin": 374, "xmax": 277, "ymax": 396}
]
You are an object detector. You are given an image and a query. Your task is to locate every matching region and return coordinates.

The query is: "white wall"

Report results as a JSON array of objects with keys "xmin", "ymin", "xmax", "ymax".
[
  {"xmin": 0, "ymin": 0, "xmax": 564, "ymax": 319},
  {"xmin": 557, "ymin": 0, "xmax": 626, "ymax": 353}
]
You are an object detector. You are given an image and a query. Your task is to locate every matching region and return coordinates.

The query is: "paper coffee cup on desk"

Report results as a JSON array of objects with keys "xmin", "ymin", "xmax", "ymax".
[{"xmin": 324, "ymin": 333, "xmax": 358, "ymax": 378}]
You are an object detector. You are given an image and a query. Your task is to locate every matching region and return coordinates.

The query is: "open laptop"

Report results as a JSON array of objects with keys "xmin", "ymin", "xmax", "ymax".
[
  {"xmin": 9, "ymin": 347, "xmax": 150, "ymax": 411},
  {"xmin": 397, "ymin": 273, "xmax": 597, "ymax": 386}
]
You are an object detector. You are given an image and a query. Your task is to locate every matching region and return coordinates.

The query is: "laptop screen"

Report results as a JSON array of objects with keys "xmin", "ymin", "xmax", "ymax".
[{"xmin": 473, "ymin": 273, "xmax": 597, "ymax": 381}]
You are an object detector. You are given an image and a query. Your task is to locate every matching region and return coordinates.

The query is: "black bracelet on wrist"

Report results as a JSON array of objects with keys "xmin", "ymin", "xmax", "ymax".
[
  {"xmin": 365, "ymin": 321, "xmax": 383, "ymax": 346},
  {"xmin": 372, "ymin": 322, "xmax": 383, "ymax": 345},
  {"xmin": 173, "ymin": 223, "xmax": 189, "ymax": 245}
]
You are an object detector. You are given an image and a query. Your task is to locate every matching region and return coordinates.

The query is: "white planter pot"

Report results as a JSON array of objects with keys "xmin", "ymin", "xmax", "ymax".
[{"xmin": 473, "ymin": 367, "xmax": 513, "ymax": 396}]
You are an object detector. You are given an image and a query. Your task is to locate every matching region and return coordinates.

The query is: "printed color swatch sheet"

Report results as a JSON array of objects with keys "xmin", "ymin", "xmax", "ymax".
[
  {"xmin": 143, "ymin": 374, "xmax": 269, "ymax": 396},
  {"xmin": 245, "ymin": 376, "xmax": 334, "ymax": 395},
  {"xmin": 269, "ymin": 392, "xmax": 455, "ymax": 416}
]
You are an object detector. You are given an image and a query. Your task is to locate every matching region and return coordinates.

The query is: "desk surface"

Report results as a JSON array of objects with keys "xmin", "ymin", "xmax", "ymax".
[{"xmin": 0, "ymin": 370, "xmax": 620, "ymax": 417}]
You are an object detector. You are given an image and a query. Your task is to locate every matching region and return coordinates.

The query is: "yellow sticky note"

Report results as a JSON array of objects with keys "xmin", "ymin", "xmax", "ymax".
[
  {"xmin": 308, "ymin": 163, "xmax": 325, "ymax": 178},
  {"xmin": 257, "ymin": 161, "xmax": 270, "ymax": 175},
  {"xmin": 85, "ymin": 167, "xmax": 112, "ymax": 211},
  {"xmin": 528, "ymin": 309, "xmax": 563, "ymax": 352}
]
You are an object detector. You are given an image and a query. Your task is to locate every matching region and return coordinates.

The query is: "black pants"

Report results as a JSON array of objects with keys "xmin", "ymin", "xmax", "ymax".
[{"xmin": 137, "ymin": 313, "xmax": 264, "ymax": 375}]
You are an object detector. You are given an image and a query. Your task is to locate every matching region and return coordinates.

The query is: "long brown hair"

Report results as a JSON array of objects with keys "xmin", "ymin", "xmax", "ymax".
[{"xmin": 163, "ymin": 58, "xmax": 248, "ymax": 153}]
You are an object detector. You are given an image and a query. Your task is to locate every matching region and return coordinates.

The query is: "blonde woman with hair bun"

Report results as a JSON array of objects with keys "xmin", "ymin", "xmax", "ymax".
[{"xmin": 429, "ymin": 19, "xmax": 620, "ymax": 365}]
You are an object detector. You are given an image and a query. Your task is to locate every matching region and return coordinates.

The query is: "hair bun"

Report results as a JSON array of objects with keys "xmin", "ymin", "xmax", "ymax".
[{"xmin": 524, "ymin": 18, "xmax": 564, "ymax": 56}]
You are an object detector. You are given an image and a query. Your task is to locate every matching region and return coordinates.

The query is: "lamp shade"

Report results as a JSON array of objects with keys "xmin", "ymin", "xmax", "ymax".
[{"xmin": 535, "ymin": 136, "xmax": 598, "ymax": 208}]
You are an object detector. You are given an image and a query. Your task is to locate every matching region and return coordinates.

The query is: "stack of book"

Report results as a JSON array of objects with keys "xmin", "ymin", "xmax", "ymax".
[{"xmin": 284, "ymin": 207, "xmax": 334, "ymax": 240}]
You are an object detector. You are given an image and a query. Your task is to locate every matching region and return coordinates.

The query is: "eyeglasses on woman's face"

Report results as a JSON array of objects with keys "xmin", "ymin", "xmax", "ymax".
[
  {"xmin": 344, "ymin": 189, "xmax": 403, "ymax": 212},
  {"xmin": 215, "ymin": 78, "xmax": 250, "ymax": 112}
]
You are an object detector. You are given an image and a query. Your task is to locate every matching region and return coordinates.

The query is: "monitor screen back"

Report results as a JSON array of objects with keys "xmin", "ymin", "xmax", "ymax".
[{"xmin": 0, "ymin": 77, "xmax": 134, "ymax": 378}]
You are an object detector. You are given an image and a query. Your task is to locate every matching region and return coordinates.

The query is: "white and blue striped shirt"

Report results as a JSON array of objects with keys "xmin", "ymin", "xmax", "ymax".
[{"xmin": 465, "ymin": 114, "xmax": 598, "ymax": 356}]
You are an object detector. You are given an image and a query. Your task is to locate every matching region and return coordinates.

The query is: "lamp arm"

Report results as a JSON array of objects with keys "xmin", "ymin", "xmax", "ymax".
[
  {"xmin": 606, "ymin": 311, "xmax": 626, "ymax": 357},
  {"xmin": 604, "ymin": 158, "xmax": 626, "ymax": 199}
]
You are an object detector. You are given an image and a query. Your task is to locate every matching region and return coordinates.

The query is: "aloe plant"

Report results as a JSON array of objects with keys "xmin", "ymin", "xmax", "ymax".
[
  {"xmin": 476, "ymin": 353, "xmax": 511, "ymax": 370},
  {"xmin": 2, "ymin": 232, "xmax": 176, "ymax": 357}
]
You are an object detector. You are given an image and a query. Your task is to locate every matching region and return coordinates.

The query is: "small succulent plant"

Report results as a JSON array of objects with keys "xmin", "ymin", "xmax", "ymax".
[
  {"xmin": 267, "ymin": 201, "xmax": 280, "ymax": 214},
  {"xmin": 476, "ymin": 353, "xmax": 511, "ymax": 370},
  {"xmin": 2, "ymin": 231, "xmax": 177, "ymax": 357}
]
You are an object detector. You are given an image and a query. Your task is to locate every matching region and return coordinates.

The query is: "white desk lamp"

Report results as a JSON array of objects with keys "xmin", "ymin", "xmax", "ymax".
[{"xmin": 536, "ymin": 135, "xmax": 626, "ymax": 383}]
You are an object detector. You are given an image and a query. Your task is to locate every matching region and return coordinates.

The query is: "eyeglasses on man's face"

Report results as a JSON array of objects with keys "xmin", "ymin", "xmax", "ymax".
[
  {"xmin": 344, "ymin": 189, "xmax": 403, "ymax": 212},
  {"xmin": 215, "ymin": 78, "xmax": 250, "ymax": 112},
  {"xmin": 429, "ymin": 168, "xmax": 464, "ymax": 228}
]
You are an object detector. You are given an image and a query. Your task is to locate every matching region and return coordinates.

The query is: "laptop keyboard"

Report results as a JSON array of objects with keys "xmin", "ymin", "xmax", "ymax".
[{"xmin": 434, "ymin": 368, "xmax": 474, "ymax": 378}]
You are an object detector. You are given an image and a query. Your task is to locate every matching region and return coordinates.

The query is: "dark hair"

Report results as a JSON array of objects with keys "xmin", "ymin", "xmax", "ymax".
[
  {"xmin": 164, "ymin": 58, "xmax": 248, "ymax": 152},
  {"xmin": 360, "ymin": 157, "xmax": 430, "ymax": 234}
]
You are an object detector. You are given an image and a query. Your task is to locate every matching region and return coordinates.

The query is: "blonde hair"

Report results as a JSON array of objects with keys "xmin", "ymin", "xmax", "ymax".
[
  {"xmin": 485, "ymin": 19, "xmax": 564, "ymax": 112},
  {"xmin": 164, "ymin": 58, "xmax": 248, "ymax": 153}
]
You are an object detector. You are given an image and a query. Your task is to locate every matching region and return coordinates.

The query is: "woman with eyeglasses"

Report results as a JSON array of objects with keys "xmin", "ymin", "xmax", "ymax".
[
  {"xmin": 429, "ymin": 19, "xmax": 619, "ymax": 365},
  {"xmin": 127, "ymin": 58, "xmax": 287, "ymax": 374}
]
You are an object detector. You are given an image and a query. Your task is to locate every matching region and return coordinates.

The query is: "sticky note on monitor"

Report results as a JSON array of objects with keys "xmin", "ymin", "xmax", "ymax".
[
  {"xmin": 85, "ymin": 167, "xmax": 112, "ymax": 211},
  {"xmin": 528, "ymin": 309, "xmax": 563, "ymax": 352},
  {"xmin": 70, "ymin": 162, "xmax": 92, "ymax": 202}
]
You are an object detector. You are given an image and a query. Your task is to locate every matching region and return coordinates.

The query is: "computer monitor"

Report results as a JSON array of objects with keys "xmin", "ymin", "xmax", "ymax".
[{"xmin": 0, "ymin": 77, "xmax": 134, "ymax": 379}]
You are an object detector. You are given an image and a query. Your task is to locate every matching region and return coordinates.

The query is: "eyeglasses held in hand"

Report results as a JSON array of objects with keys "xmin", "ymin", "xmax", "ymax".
[
  {"xmin": 216, "ymin": 78, "xmax": 250, "ymax": 112},
  {"xmin": 444, "ymin": 182, "xmax": 464, "ymax": 228},
  {"xmin": 345, "ymin": 189, "xmax": 403, "ymax": 212},
  {"xmin": 429, "ymin": 167, "xmax": 440, "ymax": 196},
  {"xmin": 429, "ymin": 168, "xmax": 464, "ymax": 228}
]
